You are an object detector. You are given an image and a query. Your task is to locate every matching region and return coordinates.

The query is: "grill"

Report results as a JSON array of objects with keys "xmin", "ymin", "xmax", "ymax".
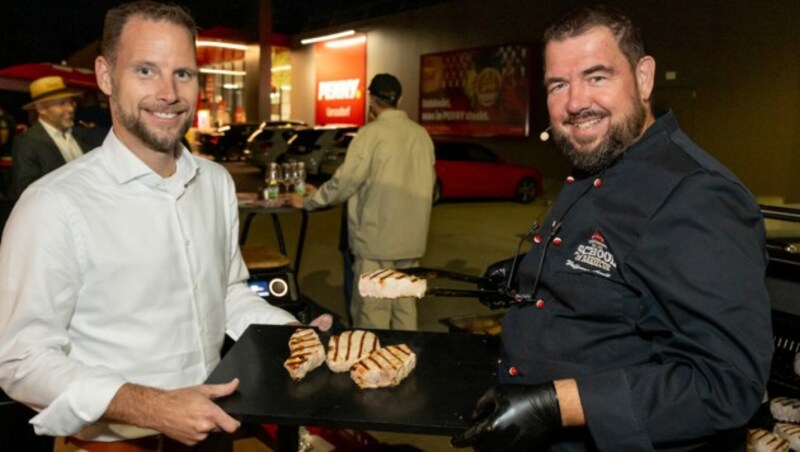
[
  {"xmin": 762, "ymin": 205, "xmax": 800, "ymax": 400},
  {"xmin": 770, "ymin": 310, "xmax": 800, "ymax": 398},
  {"xmin": 749, "ymin": 206, "xmax": 800, "ymax": 430}
]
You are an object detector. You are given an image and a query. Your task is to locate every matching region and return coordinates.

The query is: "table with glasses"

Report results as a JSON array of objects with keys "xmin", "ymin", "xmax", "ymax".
[{"xmin": 237, "ymin": 194, "xmax": 309, "ymax": 275}]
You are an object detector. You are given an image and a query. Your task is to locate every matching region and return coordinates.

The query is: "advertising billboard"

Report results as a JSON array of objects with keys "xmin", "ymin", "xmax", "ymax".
[
  {"xmin": 419, "ymin": 44, "xmax": 531, "ymax": 137},
  {"xmin": 314, "ymin": 34, "xmax": 367, "ymax": 126}
]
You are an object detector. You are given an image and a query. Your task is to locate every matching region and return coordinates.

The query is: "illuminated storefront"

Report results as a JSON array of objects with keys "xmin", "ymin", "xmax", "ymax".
[{"xmin": 195, "ymin": 28, "xmax": 292, "ymax": 129}]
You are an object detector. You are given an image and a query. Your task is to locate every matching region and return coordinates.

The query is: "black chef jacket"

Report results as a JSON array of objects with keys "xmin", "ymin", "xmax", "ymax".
[{"xmin": 500, "ymin": 111, "xmax": 772, "ymax": 451}]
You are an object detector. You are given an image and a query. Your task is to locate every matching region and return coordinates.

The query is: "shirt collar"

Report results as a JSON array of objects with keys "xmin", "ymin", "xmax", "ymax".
[
  {"xmin": 103, "ymin": 129, "xmax": 199, "ymax": 187},
  {"xmin": 39, "ymin": 119, "xmax": 72, "ymax": 140},
  {"xmin": 376, "ymin": 109, "xmax": 408, "ymax": 121}
]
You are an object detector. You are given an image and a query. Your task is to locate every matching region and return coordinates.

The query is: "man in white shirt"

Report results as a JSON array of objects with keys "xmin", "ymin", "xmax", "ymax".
[
  {"xmin": 10, "ymin": 76, "xmax": 105, "ymax": 198},
  {"xmin": 0, "ymin": 1, "xmax": 330, "ymax": 450}
]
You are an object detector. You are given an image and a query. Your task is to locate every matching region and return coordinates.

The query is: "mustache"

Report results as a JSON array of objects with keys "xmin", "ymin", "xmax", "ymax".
[
  {"xmin": 564, "ymin": 110, "xmax": 608, "ymax": 124},
  {"xmin": 140, "ymin": 101, "xmax": 191, "ymax": 114}
]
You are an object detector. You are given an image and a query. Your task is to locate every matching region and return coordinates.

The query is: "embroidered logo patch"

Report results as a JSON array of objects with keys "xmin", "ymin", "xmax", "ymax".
[{"xmin": 565, "ymin": 232, "xmax": 617, "ymax": 278}]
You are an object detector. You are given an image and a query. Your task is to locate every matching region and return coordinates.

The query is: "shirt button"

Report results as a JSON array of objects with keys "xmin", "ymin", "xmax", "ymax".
[
  {"xmin": 566, "ymin": 175, "xmax": 575, "ymax": 184},
  {"xmin": 534, "ymin": 234, "xmax": 542, "ymax": 244},
  {"xmin": 553, "ymin": 237, "xmax": 562, "ymax": 246},
  {"xmin": 185, "ymin": 240, "xmax": 191, "ymax": 247},
  {"xmin": 508, "ymin": 366, "xmax": 519, "ymax": 377},
  {"xmin": 593, "ymin": 178, "xmax": 603, "ymax": 188},
  {"xmin": 536, "ymin": 299, "xmax": 545, "ymax": 309}
]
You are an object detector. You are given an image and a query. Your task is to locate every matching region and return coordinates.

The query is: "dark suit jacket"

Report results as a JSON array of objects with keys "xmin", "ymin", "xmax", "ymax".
[{"xmin": 10, "ymin": 121, "xmax": 105, "ymax": 198}]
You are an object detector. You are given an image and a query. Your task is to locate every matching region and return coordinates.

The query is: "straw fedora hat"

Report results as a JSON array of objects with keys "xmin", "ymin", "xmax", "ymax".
[{"xmin": 23, "ymin": 76, "xmax": 80, "ymax": 110}]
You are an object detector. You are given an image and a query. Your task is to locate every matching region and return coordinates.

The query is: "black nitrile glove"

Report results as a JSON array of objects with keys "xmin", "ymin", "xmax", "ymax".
[
  {"xmin": 451, "ymin": 382, "xmax": 561, "ymax": 452},
  {"xmin": 478, "ymin": 255, "xmax": 522, "ymax": 309}
]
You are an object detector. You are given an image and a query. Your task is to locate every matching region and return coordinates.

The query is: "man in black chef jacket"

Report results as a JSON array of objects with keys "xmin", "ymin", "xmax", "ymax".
[{"xmin": 452, "ymin": 5, "xmax": 772, "ymax": 451}]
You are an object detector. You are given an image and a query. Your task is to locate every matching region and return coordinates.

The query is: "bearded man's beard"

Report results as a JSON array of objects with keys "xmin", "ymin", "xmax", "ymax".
[
  {"xmin": 111, "ymin": 79, "xmax": 193, "ymax": 154},
  {"xmin": 553, "ymin": 96, "xmax": 647, "ymax": 174}
]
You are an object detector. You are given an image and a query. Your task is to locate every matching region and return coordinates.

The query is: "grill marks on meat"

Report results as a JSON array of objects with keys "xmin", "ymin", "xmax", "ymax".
[
  {"xmin": 284, "ymin": 328, "xmax": 325, "ymax": 380},
  {"xmin": 358, "ymin": 269, "xmax": 427, "ymax": 299},
  {"xmin": 770, "ymin": 396, "xmax": 800, "ymax": 423},
  {"xmin": 285, "ymin": 328, "xmax": 417, "ymax": 389},
  {"xmin": 748, "ymin": 429, "xmax": 790, "ymax": 452},
  {"xmin": 774, "ymin": 423, "xmax": 800, "ymax": 451},
  {"xmin": 350, "ymin": 344, "xmax": 416, "ymax": 389},
  {"xmin": 326, "ymin": 330, "xmax": 381, "ymax": 373}
]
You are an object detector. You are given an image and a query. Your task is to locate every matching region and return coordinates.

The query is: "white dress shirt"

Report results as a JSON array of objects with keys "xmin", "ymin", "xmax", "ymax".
[
  {"xmin": 39, "ymin": 119, "xmax": 84, "ymax": 162},
  {"xmin": 0, "ymin": 130, "xmax": 297, "ymax": 440}
]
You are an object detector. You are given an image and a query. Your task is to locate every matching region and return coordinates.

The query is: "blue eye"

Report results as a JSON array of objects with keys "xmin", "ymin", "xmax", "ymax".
[{"xmin": 175, "ymin": 70, "xmax": 196, "ymax": 82}]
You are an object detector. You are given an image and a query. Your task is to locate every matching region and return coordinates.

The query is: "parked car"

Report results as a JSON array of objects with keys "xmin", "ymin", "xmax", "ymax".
[
  {"xmin": 433, "ymin": 140, "xmax": 542, "ymax": 204},
  {"xmin": 319, "ymin": 132, "xmax": 357, "ymax": 176},
  {"xmin": 244, "ymin": 120, "xmax": 309, "ymax": 171},
  {"xmin": 282, "ymin": 126, "xmax": 358, "ymax": 176},
  {"xmin": 198, "ymin": 122, "xmax": 261, "ymax": 161}
]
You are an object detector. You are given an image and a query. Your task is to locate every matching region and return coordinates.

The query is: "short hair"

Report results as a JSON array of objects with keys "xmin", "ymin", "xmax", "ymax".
[
  {"xmin": 372, "ymin": 95, "xmax": 398, "ymax": 109},
  {"xmin": 543, "ymin": 4, "xmax": 645, "ymax": 70},
  {"xmin": 101, "ymin": 1, "xmax": 197, "ymax": 65}
]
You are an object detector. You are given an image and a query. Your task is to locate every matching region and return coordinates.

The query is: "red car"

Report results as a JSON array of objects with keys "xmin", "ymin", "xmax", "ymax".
[{"xmin": 433, "ymin": 140, "xmax": 542, "ymax": 204}]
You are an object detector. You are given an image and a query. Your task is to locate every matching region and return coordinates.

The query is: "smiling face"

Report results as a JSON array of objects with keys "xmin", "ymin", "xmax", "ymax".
[
  {"xmin": 96, "ymin": 16, "xmax": 198, "ymax": 155},
  {"xmin": 36, "ymin": 97, "xmax": 77, "ymax": 133},
  {"xmin": 544, "ymin": 26, "xmax": 655, "ymax": 173}
]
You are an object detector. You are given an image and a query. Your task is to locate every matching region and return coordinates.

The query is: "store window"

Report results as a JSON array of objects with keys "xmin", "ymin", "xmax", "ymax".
[
  {"xmin": 195, "ymin": 40, "xmax": 292, "ymax": 128},
  {"xmin": 271, "ymin": 46, "xmax": 292, "ymax": 121},
  {"xmin": 196, "ymin": 40, "xmax": 247, "ymax": 128},
  {"xmin": 199, "ymin": 62, "xmax": 246, "ymax": 127}
]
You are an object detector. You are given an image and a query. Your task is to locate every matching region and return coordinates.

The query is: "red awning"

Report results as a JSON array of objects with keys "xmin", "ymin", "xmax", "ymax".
[{"xmin": 0, "ymin": 63, "xmax": 98, "ymax": 91}]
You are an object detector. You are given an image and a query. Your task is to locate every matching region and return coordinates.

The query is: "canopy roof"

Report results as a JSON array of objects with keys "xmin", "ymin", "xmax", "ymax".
[{"xmin": 0, "ymin": 63, "xmax": 98, "ymax": 92}]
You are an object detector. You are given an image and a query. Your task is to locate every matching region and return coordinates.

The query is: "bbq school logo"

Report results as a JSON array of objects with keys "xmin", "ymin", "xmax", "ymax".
[{"xmin": 565, "ymin": 232, "xmax": 617, "ymax": 278}]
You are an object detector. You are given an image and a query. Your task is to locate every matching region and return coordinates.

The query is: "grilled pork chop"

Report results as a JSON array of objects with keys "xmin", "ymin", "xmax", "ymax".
[
  {"xmin": 350, "ymin": 343, "xmax": 416, "ymax": 389},
  {"xmin": 326, "ymin": 330, "xmax": 381, "ymax": 373},
  {"xmin": 358, "ymin": 269, "xmax": 426, "ymax": 299},
  {"xmin": 284, "ymin": 328, "xmax": 325, "ymax": 381}
]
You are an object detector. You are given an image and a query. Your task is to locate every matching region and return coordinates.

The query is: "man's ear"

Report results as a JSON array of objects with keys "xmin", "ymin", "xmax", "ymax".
[
  {"xmin": 636, "ymin": 56, "xmax": 656, "ymax": 102},
  {"xmin": 95, "ymin": 56, "xmax": 113, "ymax": 96}
]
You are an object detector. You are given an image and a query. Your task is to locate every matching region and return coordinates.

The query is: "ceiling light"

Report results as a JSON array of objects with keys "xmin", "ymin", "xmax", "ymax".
[
  {"xmin": 325, "ymin": 35, "xmax": 366, "ymax": 48},
  {"xmin": 200, "ymin": 68, "xmax": 247, "ymax": 76},
  {"xmin": 196, "ymin": 40, "xmax": 247, "ymax": 50},
  {"xmin": 300, "ymin": 30, "xmax": 356, "ymax": 45}
]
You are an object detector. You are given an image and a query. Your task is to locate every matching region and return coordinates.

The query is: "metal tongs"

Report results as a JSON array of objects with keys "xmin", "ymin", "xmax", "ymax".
[
  {"xmin": 402, "ymin": 222, "xmax": 544, "ymax": 309},
  {"xmin": 403, "ymin": 267, "xmax": 534, "ymax": 309}
]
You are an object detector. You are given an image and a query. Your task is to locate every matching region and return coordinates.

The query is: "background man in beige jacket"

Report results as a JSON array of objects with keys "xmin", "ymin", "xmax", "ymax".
[{"xmin": 297, "ymin": 73, "xmax": 436, "ymax": 330}]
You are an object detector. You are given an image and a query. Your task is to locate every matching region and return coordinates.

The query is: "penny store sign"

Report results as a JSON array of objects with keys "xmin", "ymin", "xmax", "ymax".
[
  {"xmin": 419, "ymin": 44, "xmax": 531, "ymax": 137},
  {"xmin": 315, "ymin": 34, "xmax": 367, "ymax": 126}
]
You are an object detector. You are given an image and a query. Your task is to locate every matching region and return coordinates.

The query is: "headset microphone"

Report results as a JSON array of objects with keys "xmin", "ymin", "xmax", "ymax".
[{"xmin": 539, "ymin": 127, "xmax": 552, "ymax": 142}]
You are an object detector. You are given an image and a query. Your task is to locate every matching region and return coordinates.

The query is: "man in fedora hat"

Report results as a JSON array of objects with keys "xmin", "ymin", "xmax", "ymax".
[{"xmin": 10, "ymin": 75, "xmax": 104, "ymax": 198}]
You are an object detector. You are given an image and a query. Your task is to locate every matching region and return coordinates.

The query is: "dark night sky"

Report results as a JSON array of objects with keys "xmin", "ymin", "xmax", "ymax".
[
  {"xmin": 0, "ymin": 1, "xmax": 258, "ymax": 68},
  {"xmin": 0, "ymin": 0, "xmax": 448, "ymax": 118},
  {"xmin": 0, "ymin": 0, "xmax": 450, "ymax": 67}
]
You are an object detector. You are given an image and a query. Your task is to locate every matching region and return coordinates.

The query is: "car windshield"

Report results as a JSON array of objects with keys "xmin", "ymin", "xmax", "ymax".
[{"xmin": 289, "ymin": 130, "xmax": 326, "ymax": 147}]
